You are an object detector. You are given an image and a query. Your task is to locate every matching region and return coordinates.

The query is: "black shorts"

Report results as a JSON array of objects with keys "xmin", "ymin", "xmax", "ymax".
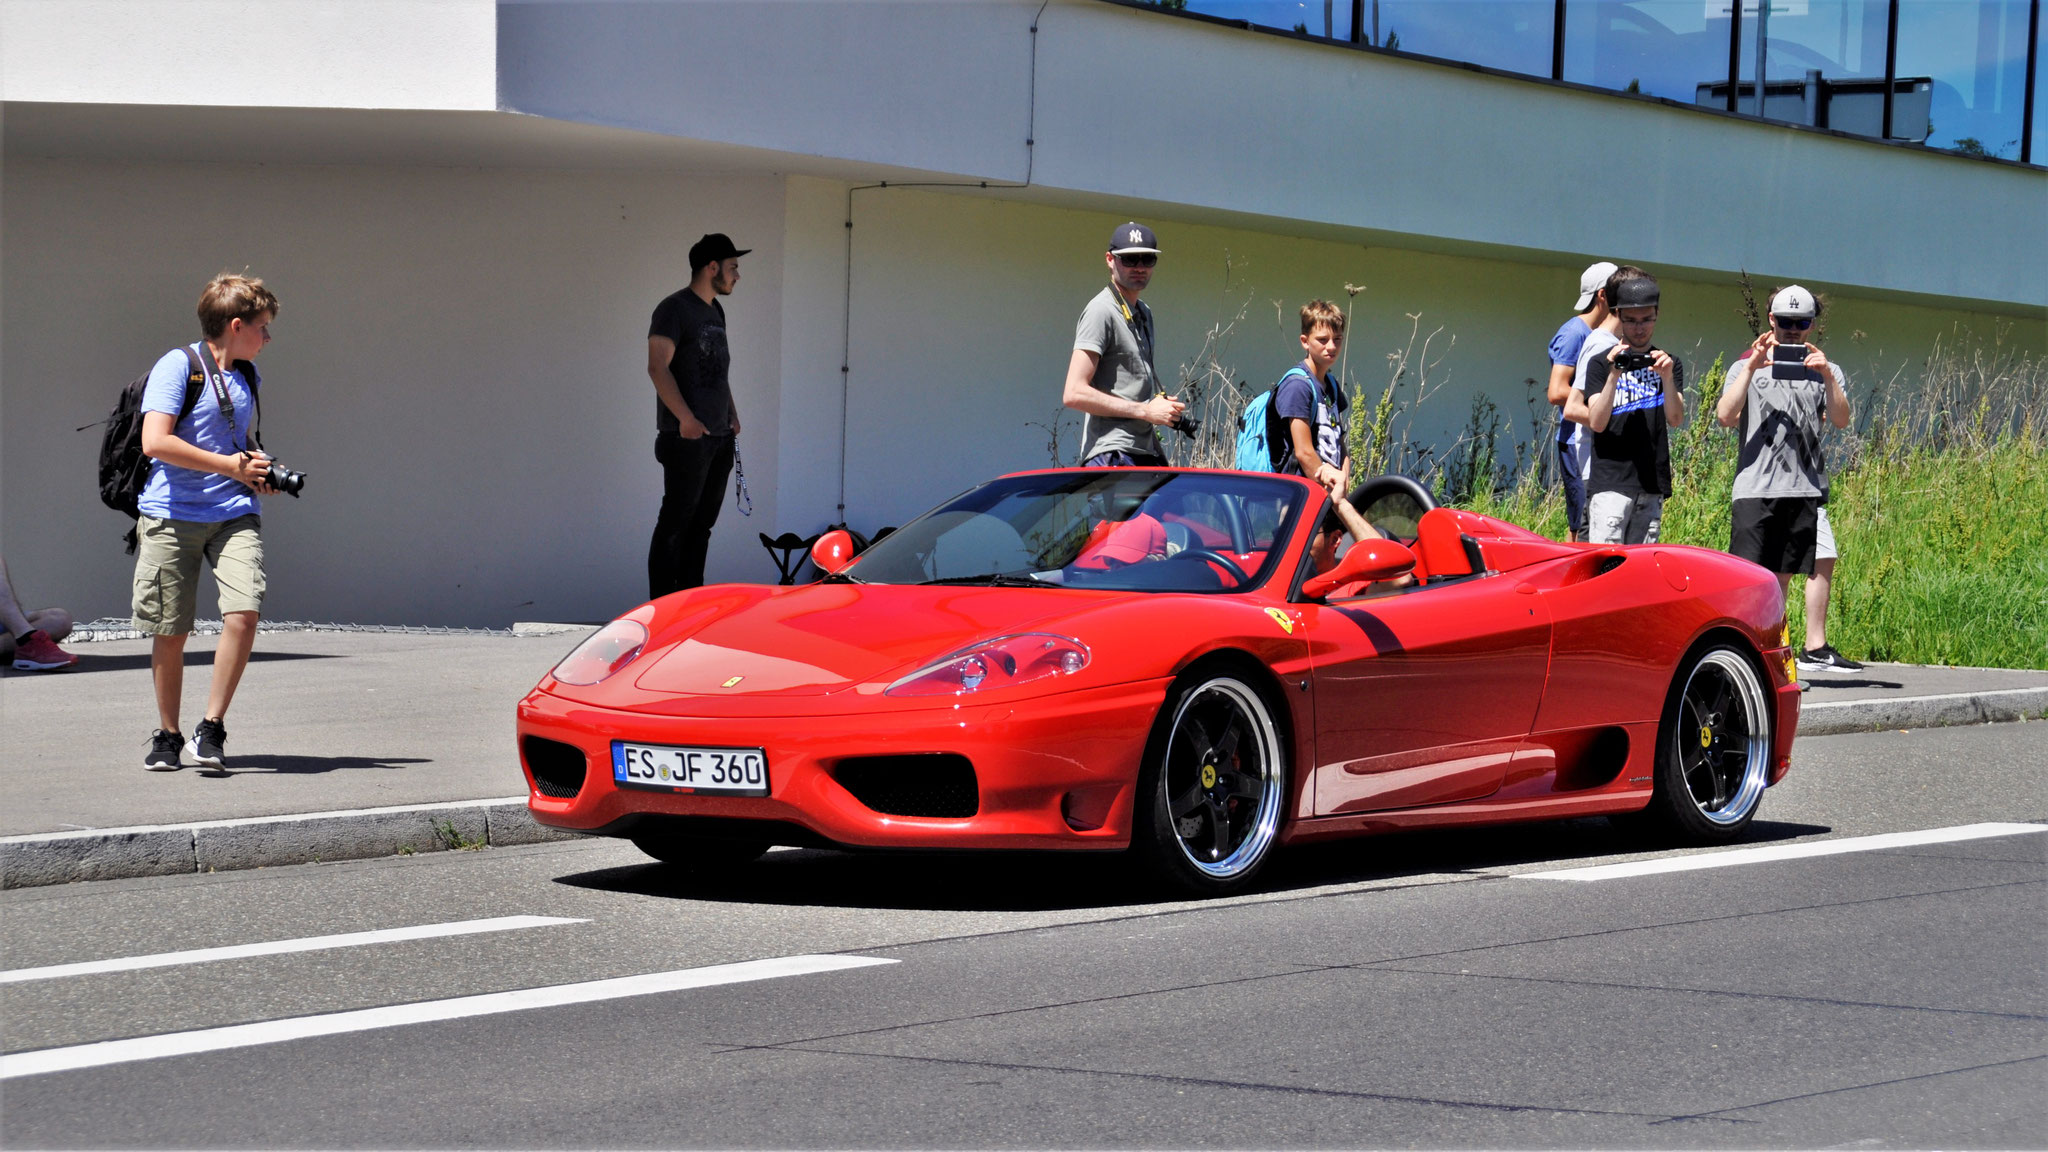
[{"xmin": 1730, "ymin": 497, "xmax": 1819, "ymax": 575}]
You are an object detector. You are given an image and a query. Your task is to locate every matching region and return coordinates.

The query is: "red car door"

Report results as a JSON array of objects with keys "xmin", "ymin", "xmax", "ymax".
[{"xmin": 1299, "ymin": 575, "xmax": 1552, "ymax": 815}]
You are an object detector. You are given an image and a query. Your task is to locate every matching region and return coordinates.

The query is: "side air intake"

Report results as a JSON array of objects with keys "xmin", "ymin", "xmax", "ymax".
[{"xmin": 522, "ymin": 736, "xmax": 588, "ymax": 799}]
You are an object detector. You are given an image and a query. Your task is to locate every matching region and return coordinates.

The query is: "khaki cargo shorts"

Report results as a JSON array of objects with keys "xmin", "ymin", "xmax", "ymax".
[{"xmin": 131, "ymin": 513, "xmax": 266, "ymax": 635}]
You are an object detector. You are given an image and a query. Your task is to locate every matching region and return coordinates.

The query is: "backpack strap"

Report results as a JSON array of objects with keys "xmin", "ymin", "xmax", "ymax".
[
  {"xmin": 234, "ymin": 359, "xmax": 263, "ymax": 451},
  {"xmin": 178, "ymin": 346, "xmax": 206, "ymax": 421}
]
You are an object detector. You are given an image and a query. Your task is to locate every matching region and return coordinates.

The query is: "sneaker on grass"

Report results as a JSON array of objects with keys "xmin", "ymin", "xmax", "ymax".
[
  {"xmin": 1797, "ymin": 644, "xmax": 1866, "ymax": 674},
  {"xmin": 144, "ymin": 730, "xmax": 185, "ymax": 771},
  {"xmin": 190, "ymin": 718, "xmax": 229, "ymax": 768},
  {"xmin": 12, "ymin": 629, "xmax": 77, "ymax": 671}
]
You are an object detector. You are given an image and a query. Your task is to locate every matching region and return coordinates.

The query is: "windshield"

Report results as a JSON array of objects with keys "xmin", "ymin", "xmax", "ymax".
[{"xmin": 846, "ymin": 471, "xmax": 1304, "ymax": 593}]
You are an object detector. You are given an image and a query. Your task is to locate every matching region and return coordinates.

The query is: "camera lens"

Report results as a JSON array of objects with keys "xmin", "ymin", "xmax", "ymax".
[{"xmin": 269, "ymin": 464, "xmax": 306, "ymax": 497}]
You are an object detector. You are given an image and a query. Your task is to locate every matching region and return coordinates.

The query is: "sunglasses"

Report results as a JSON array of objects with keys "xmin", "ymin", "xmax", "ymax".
[
  {"xmin": 1773, "ymin": 316, "xmax": 1814, "ymax": 331},
  {"xmin": 1115, "ymin": 252, "xmax": 1158, "ymax": 268}
]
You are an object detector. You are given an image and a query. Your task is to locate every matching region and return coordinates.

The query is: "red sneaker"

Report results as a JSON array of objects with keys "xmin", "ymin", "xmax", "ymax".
[{"xmin": 12, "ymin": 629, "xmax": 77, "ymax": 671}]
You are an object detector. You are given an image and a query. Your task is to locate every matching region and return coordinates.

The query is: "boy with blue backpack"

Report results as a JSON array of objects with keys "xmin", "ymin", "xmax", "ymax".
[{"xmin": 1236, "ymin": 300, "xmax": 1375, "ymax": 568}]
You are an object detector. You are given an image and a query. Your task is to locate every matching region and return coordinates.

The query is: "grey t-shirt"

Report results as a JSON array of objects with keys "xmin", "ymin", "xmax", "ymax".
[
  {"xmin": 1732, "ymin": 360, "xmax": 1845, "ymax": 500},
  {"xmin": 1073, "ymin": 286, "xmax": 1163, "ymax": 464}
]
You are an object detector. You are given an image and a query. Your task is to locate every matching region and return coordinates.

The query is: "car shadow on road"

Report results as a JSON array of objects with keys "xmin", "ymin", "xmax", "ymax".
[
  {"xmin": 1804, "ymin": 677, "xmax": 1905, "ymax": 690},
  {"xmin": 553, "ymin": 816, "xmax": 1834, "ymax": 912}
]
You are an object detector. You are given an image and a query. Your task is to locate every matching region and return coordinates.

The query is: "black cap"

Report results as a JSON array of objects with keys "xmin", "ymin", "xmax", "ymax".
[
  {"xmin": 1610, "ymin": 275, "xmax": 1660, "ymax": 311},
  {"xmin": 689, "ymin": 233, "xmax": 751, "ymax": 271},
  {"xmin": 1108, "ymin": 221, "xmax": 1159, "ymax": 255}
]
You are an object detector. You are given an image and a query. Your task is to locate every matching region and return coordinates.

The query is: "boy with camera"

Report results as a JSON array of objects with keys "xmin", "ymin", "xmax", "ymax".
[
  {"xmin": 1716, "ymin": 285, "xmax": 1861, "ymax": 674},
  {"xmin": 133, "ymin": 273, "xmax": 281, "ymax": 770},
  {"xmin": 1564, "ymin": 267, "xmax": 1687, "ymax": 544}
]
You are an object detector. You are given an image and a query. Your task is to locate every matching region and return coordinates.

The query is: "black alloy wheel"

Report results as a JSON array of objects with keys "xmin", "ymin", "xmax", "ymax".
[
  {"xmin": 1134, "ymin": 673, "xmax": 1287, "ymax": 895},
  {"xmin": 1648, "ymin": 644, "xmax": 1773, "ymax": 842}
]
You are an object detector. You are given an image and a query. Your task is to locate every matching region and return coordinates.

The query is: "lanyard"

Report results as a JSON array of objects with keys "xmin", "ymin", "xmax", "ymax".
[
  {"xmin": 1107, "ymin": 283, "xmax": 1155, "ymax": 379},
  {"xmin": 195, "ymin": 344, "xmax": 248, "ymax": 452}
]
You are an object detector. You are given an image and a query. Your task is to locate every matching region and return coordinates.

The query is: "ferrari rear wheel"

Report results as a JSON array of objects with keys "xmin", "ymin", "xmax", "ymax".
[
  {"xmin": 1648, "ymin": 645, "xmax": 1772, "ymax": 842},
  {"xmin": 629, "ymin": 829, "xmax": 770, "ymax": 869},
  {"xmin": 1135, "ymin": 674, "xmax": 1287, "ymax": 896}
]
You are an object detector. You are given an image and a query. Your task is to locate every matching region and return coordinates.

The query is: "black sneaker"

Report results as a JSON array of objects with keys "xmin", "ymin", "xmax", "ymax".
[
  {"xmin": 189, "ymin": 718, "xmax": 229, "ymax": 768},
  {"xmin": 1797, "ymin": 644, "xmax": 1866, "ymax": 674},
  {"xmin": 144, "ymin": 730, "xmax": 185, "ymax": 771}
]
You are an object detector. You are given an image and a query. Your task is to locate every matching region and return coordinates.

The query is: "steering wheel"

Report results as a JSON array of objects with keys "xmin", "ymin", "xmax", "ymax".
[
  {"xmin": 1344, "ymin": 475, "xmax": 1439, "ymax": 546},
  {"xmin": 1177, "ymin": 547, "xmax": 1250, "ymax": 587}
]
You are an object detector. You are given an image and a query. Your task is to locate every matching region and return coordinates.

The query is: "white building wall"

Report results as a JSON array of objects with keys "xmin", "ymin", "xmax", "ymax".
[
  {"xmin": 0, "ymin": 0, "xmax": 497, "ymax": 110},
  {"xmin": 1, "ymin": 156, "xmax": 782, "ymax": 628},
  {"xmin": 498, "ymin": 0, "xmax": 2048, "ymax": 311}
]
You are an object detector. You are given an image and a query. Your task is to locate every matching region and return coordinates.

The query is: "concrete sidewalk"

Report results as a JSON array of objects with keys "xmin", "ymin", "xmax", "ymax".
[{"xmin": 3, "ymin": 630, "xmax": 2043, "ymax": 888}]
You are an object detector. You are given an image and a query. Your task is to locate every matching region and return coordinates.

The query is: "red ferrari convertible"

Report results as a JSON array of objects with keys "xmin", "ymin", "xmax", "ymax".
[{"xmin": 518, "ymin": 468, "xmax": 1799, "ymax": 894}]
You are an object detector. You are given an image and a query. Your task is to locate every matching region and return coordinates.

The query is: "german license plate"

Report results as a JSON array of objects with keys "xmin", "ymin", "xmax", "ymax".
[{"xmin": 613, "ymin": 742, "xmax": 769, "ymax": 796}]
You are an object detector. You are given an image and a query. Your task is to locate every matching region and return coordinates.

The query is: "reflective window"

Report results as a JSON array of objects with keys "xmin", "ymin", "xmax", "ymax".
[
  {"xmin": 1897, "ymin": 0, "xmax": 2033, "ymax": 158},
  {"xmin": 1563, "ymin": 1, "xmax": 1736, "ymax": 103},
  {"xmin": 2034, "ymin": 5, "xmax": 2046, "ymax": 161},
  {"xmin": 846, "ymin": 471, "xmax": 1304, "ymax": 593},
  {"xmin": 1365, "ymin": 1, "xmax": 1555, "ymax": 76},
  {"xmin": 1181, "ymin": 0, "xmax": 1355, "ymax": 40},
  {"xmin": 1728, "ymin": 1, "xmax": 1892, "ymax": 130}
]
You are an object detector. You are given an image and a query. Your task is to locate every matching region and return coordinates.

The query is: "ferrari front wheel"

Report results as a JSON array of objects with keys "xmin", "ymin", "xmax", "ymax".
[
  {"xmin": 1648, "ymin": 644, "xmax": 1772, "ymax": 843},
  {"xmin": 1134, "ymin": 674, "xmax": 1287, "ymax": 896}
]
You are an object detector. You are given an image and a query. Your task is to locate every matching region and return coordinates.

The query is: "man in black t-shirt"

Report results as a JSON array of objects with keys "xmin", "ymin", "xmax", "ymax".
[
  {"xmin": 1563, "ymin": 269, "xmax": 1687, "ymax": 545},
  {"xmin": 646, "ymin": 232, "xmax": 747, "ymax": 597}
]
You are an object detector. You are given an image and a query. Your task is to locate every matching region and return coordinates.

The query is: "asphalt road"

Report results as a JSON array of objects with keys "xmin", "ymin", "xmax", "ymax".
[{"xmin": 3, "ymin": 721, "xmax": 2043, "ymax": 1149}]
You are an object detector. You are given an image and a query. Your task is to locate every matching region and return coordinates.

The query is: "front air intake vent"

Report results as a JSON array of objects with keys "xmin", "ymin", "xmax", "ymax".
[
  {"xmin": 832, "ymin": 754, "xmax": 979, "ymax": 818},
  {"xmin": 523, "ymin": 736, "xmax": 588, "ymax": 798}
]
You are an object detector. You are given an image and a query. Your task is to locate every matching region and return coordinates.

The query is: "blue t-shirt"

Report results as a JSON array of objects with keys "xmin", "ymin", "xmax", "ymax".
[
  {"xmin": 1272, "ymin": 364, "xmax": 1347, "ymax": 475},
  {"xmin": 1548, "ymin": 316, "xmax": 1592, "ymax": 446},
  {"xmin": 137, "ymin": 344, "xmax": 261, "ymax": 523}
]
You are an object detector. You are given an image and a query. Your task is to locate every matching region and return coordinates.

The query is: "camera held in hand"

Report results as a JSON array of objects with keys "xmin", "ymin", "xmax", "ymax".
[
  {"xmin": 246, "ymin": 451, "xmax": 307, "ymax": 497},
  {"xmin": 1170, "ymin": 410, "xmax": 1202, "ymax": 438},
  {"xmin": 1615, "ymin": 350, "xmax": 1656, "ymax": 371}
]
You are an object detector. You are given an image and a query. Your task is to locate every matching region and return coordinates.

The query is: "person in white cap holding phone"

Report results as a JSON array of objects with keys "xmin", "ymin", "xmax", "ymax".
[{"xmin": 1716, "ymin": 284, "xmax": 1863, "ymax": 675}]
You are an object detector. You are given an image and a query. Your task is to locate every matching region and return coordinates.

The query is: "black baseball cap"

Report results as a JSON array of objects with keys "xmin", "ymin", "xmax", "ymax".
[
  {"xmin": 689, "ymin": 233, "xmax": 751, "ymax": 271},
  {"xmin": 1108, "ymin": 221, "xmax": 1159, "ymax": 255},
  {"xmin": 1610, "ymin": 275, "xmax": 1661, "ymax": 310}
]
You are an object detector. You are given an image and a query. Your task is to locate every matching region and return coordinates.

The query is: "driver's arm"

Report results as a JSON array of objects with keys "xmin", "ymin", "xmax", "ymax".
[{"xmin": 1326, "ymin": 494, "xmax": 1383, "ymax": 551}]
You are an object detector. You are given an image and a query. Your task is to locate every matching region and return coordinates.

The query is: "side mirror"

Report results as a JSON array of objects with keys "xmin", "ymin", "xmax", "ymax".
[
  {"xmin": 810, "ymin": 529, "xmax": 857, "ymax": 577},
  {"xmin": 1300, "ymin": 538, "xmax": 1417, "ymax": 600}
]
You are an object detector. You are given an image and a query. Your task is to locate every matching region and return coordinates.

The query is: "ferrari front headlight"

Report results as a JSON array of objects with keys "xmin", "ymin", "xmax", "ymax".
[{"xmin": 885, "ymin": 634, "xmax": 1090, "ymax": 697}]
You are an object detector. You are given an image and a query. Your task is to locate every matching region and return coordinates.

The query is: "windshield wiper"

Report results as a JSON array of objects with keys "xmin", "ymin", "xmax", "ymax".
[{"xmin": 918, "ymin": 573, "xmax": 1055, "ymax": 588}]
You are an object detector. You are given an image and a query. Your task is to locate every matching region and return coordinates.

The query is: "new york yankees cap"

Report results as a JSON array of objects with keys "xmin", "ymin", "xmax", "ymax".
[{"xmin": 1108, "ymin": 221, "xmax": 1160, "ymax": 255}]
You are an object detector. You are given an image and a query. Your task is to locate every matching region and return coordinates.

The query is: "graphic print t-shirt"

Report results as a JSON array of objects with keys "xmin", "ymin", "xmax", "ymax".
[
  {"xmin": 648, "ymin": 290, "xmax": 733, "ymax": 437},
  {"xmin": 1578, "ymin": 346, "xmax": 1683, "ymax": 498},
  {"xmin": 1732, "ymin": 360, "xmax": 1844, "ymax": 501},
  {"xmin": 1272, "ymin": 365, "xmax": 1348, "ymax": 476}
]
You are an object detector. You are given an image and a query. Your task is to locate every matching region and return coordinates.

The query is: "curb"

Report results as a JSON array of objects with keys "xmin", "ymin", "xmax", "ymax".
[
  {"xmin": 1798, "ymin": 687, "xmax": 2048, "ymax": 737},
  {"xmin": 3, "ymin": 689, "xmax": 2042, "ymax": 890},
  {"xmin": 0, "ymin": 798, "xmax": 581, "ymax": 890}
]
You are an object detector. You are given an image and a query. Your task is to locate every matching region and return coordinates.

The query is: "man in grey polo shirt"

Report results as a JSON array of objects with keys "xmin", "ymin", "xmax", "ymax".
[{"xmin": 1062, "ymin": 221, "xmax": 1185, "ymax": 466}]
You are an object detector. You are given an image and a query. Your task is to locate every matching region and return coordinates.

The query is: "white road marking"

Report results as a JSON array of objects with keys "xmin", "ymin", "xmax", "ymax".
[
  {"xmin": 0, "ymin": 953, "xmax": 896, "ymax": 1080},
  {"xmin": 0, "ymin": 916, "xmax": 586, "ymax": 985},
  {"xmin": 1517, "ymin": 822, "xmax": 2047, "ymax": 882}
]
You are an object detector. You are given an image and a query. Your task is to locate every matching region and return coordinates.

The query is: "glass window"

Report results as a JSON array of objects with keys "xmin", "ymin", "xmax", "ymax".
[
  {"xmin": 2033, "ymin": 2, "xmax": 2045, "ymax": 161},
  {"xmin": 1564, "ymin": 1, "xmax": 1738, "ymax": 103},
  {"xmin": 1896, "ymin": 0, "xmax": 2033, "ymax": 158},
  {"xmin": 846, "ymin": 471, "xmax": 1304, "ymax": 593},
  {"xmin": 1729, "ymin": 1, "xmax": 1891, "ymax": 130},
  {"xmin": 1364, "ymin": 1, "xmax": 1555, "ymax": 76},
  {"xmin": 1179, "ymin": 0, "xmax": 1355, "ymax": 40}
]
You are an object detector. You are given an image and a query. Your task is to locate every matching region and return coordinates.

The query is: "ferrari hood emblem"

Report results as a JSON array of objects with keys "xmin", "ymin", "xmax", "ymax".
[
  {"xmin": 1264, "ymin": 607, "xmax": 1295, "ymax": 635},
  {"xmin": 722, "ymin": 675, "xmax": 745, "ymax": 688}
]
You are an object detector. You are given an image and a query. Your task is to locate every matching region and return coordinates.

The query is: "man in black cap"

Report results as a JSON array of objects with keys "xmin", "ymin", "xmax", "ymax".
[
  {"xmin": 1563, "ymin": 266, "xmax": 1687, "ymax": 544},
  {"xmin": 1062, "ymin": 221, "xmax": 1186, "ymax": 466},
  {"xmin": 646, "ymin": 232, "xmax": 748, "ymax": 597}
]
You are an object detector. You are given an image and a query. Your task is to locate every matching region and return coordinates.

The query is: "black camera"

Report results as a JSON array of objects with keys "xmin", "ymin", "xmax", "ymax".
[
  {"xmin": 266, "ymin": 460, "xmax": 307, "ymax": 498},
  {"xmin": 1170, "ymin": 411, "xmax": 1202, "ymax": 437},
  {"xmin": 1615, "ymin": 350, "xmax": 1655, "ymax": 371}
]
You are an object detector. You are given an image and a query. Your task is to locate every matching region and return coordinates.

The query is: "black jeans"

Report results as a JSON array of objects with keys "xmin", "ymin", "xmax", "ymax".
[{"xmin": 648, "ymin": 432, "xmax": 735, "ymax": 598}]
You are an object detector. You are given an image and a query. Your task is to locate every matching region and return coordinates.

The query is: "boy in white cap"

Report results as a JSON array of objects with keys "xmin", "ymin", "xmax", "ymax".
[
  {"xmin": 1545, "ymin": 261, "xmax": 1617, "ymax": 541},
  {"xmin": 1716, "ymin": 285, "xmax": 1863, "ymax": 674}
]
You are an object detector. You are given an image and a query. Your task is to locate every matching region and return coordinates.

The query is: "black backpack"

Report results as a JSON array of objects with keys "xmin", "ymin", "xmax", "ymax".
[{"xmin": 95, "ymin": 347, "xmax": 206, "ymax": 552}]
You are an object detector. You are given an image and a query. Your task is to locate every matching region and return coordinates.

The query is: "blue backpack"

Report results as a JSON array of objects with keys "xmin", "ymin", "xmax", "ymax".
[
  {"xmin": 1234, "ymin": 367, "xmax": 1318, "ymax": 471},
  {"xmin": 1232, "ymin": 390, "xmax": 1277, "ymax": 471}
]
